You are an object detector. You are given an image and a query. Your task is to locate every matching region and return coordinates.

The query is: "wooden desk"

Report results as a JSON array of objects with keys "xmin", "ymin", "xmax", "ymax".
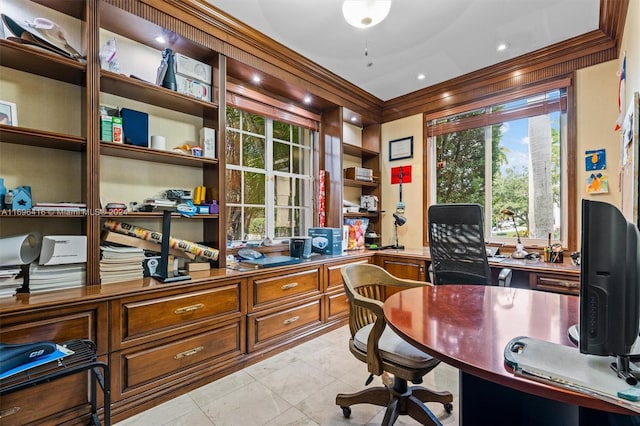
[
  {"xmin": 377, "ymin": 248, "xmax": 581, "ymax": 294},
  {"xmin": 383, "ymin": 285, "xmax": 637, "ymax": 425}
]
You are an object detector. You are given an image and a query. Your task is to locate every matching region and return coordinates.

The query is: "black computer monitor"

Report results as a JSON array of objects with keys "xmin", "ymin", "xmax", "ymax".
[{"xmin": 579, "ymin": 199, "xmax": 640, "ymax": 383}]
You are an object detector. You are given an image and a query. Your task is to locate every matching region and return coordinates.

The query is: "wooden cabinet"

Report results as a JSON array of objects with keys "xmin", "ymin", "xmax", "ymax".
[
  {"xmin": 247, "ymin": 297, "xmax": 323, "ymax": 353},
  {"xmin": 529, "ymin": 271, "xmax": 580, "ymax": 295},
  {"xmin": 378, "ymin": 255, "xmax": 428, "ymax": 282},
  {"xmin": 246, "ymin": 265, "xmax": 323, "ymax": 352},
  {"xmin": 248, "ymin": 267, "xmax": 321, "ymax": 312},
  {"xmin": 0, "ymin": 302, "xmax": 108, "ymax": 425},
  {"xmin": 324, "ymin": 257, "xmax": 371, "ymax": 321},
  {"xmin": 109, "ymin": 279, "xmax": 245, "ymax": 409}
]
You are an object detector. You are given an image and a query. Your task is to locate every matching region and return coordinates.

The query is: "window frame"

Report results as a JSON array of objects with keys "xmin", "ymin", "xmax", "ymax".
[
  {"xmin": 423, "ymin": 77, "xmax": 577, "ymax": 251},
  {"xmin": 225, "ymin": 106, "xmax": 315, "ymax": 243}
]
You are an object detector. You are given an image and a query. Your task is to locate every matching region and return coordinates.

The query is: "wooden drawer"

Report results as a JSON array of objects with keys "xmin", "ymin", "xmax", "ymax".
[
  {"xmin": 0, "ymin": 374, "xmax": 88, "ymax": 425},
  {"xmin": 250, "ymin": 268, "xmax": 320, "ymax": 310},
  {"xmin": 114, "ymin": 281, "xmax": 243, "ymax": 347},
  {"xmin": 325, "ymin": 258, "xmax": 370, "ymax": 292},
  {"xmin": 529, "ymin": 273, "xmax": 580, "ymax": 295},
  {"xmin": 325, "ymin": 290, "xmax": 350, "ymax": 322},
  {"xmin": 112, "ymin": 319, "xmax": 244, "ymax": 400},
  {"xmin": 247, "ymin": 298, "xmax": 322, "ymax": 352}
]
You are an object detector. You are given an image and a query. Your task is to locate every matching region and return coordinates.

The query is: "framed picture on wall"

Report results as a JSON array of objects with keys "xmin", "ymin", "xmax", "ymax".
[
  {"xmin": 0, "ymin": 101, "xmax": 17, "ymax": 126},
  {"xmin": 389, "ymin": 136, "xmax": 413, "ymax": 161}
]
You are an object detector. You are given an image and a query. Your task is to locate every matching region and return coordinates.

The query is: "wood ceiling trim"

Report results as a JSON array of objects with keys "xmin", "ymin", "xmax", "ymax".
[{"xmin": 106, "ymin": 0, "xmax": 626, "ymax": 126}]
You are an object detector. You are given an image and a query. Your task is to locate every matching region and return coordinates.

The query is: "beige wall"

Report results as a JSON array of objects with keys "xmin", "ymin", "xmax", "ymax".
[
  {"xmin": 380, "ymin": 1, "xmax": 640, "ymax": 249},
  {"xmin": 380, "ymin": 115, "xmax": 424, "ymax": 247}
]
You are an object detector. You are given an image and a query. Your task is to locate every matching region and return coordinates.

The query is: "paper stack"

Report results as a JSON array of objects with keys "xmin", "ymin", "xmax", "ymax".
[
  {"xmin": 100, "ymin": 244, "xmax": 144, "ymax": 284},
  {"xmin": 0, "ymin": 267, "xmax": 23, "ymax": 297},
  {"xmin": 28, "ymin": 263, "xmax": 86, "ymax": 292}
]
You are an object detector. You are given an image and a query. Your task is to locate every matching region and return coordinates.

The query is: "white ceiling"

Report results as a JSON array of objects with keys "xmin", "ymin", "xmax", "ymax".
[{"xmin": 205, "ymin": 0, "xmax": 600, "ymax": 101}]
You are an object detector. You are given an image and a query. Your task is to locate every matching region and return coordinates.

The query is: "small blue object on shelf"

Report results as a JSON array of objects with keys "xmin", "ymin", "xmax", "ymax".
[
  {"xmin": 11, "ymin": 186, "xmax": 31, "ymax": 210},
  {"xmin": 0, "ymin": 342, "xmax": 73, "ymax": 379}
]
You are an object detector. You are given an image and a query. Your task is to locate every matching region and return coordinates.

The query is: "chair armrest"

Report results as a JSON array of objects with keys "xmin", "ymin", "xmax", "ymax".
[{"xmin": 498, "ymin": 268, "xmax": 512, "ymax": 287}]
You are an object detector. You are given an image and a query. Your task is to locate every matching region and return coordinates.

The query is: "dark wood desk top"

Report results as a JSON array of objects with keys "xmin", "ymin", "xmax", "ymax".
[
  {"xmin": 383, "ymin": 285, "xmax": 631, "ymax": 415},
  {"xmin": 378, "ymin": 247, "xmax": 580, "ymax": 276}
]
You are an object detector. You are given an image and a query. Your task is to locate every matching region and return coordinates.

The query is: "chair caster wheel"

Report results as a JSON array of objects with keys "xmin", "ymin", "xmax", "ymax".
[
  {"xmin": 341, "ymin": 406, "xmax": 351, "ymax": 418},
  {"xmin": 444, "ymin": 402, "xmax": 453, "ymax": 414}
]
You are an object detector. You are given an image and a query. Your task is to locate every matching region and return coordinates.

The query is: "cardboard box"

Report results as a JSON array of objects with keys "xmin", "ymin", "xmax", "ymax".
[
  {"xmin": 308, "ymin": 227, "xmax": 342, "ymax": 255},
  {"xmin": 199, "ymin": 127, "xmax": 216, "ymax": 158},
  {"xmin": 176, "ymin": 74, "xmax": 211, "ymax": 102},
  {"xmin": 112, "ymin": 117, "xmax": 123, "ymax": 144},
  {"xmin": 175, "ymin": 52, "xmax": 212, "ymax": 84},
  {"xmin": 101, "ymin": 115, "xmax": 113, "ymax": 142},
  {"xmin": 344, "ymin": 167, "xmax": 373, "ymax": 182}
]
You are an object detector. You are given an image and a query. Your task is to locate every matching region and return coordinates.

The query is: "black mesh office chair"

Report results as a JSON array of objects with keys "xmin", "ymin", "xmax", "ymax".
[{"xmin": 428, "ymin": 203, "xmax": 512, "ymax": 286}]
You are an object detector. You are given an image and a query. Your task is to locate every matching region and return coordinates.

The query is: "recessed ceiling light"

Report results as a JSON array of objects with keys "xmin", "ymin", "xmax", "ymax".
[
  {"xmin": 303, "ymin": 95, "xmax": 312, "ymax": 104},
  {"xmin": 252, "ymin": 75, "xmax": 261, "ymax": 83},
  {"xmin": 155, "ymin": 35, "xmax": 166, "ymax": 44},
  {"xmin": 350, "ymin": 116, "xmax": 357, "ymax": 122},
  {"xmin": 496, "ymin": 42, "xmax": 509, "ymax": 52},
  {"xmin": 417, "ymin": 73, "xmax": 426, "ymax": 80}
]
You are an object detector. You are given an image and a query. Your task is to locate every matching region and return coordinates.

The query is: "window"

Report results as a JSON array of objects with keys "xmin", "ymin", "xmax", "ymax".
[
  {"xmin": 427, "ymin": 88, "xmax": 568, "ymax": 247},
  {"xmin": 225, "ymin": 107, "xmax": 314, "ymax": 243}
]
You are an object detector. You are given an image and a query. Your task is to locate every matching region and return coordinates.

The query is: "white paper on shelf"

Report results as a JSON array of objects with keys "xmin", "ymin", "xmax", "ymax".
[
  {"xmin": 39, "ymin": 235, "xmax": 87, "ymax": 266},
  {"xmin": 0, "ymin": 233, "xmax": 42, "ymax": 266}
]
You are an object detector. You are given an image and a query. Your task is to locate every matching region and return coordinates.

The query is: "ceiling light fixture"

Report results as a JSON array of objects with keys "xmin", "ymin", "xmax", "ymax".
[
  {"xmin": 303, "ymin": 95, "xmax": 312, "ymax": 104},
  {"xmin": 342, "ymin": 0, "xmax": 391, "ymax": 29},
  {"xmin": 252, "ymin": 75, "xmax": 261, "ymax": 83},
  {"xmin": 496, "ymin": 42, "xmax": 509, "ymax": 52},
  {"xmin": 155, "ymin": 35, "xmax": 166, "ymax": 44},
  {"xmin": 417, "ymin": 73, "xmax": 426, "ymax": 80}
]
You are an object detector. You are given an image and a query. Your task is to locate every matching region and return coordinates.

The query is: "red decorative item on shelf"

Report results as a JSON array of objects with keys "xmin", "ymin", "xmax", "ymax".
[{"xmin": 318, "ymin": 170, "xmax": 326, "ymax": 227}]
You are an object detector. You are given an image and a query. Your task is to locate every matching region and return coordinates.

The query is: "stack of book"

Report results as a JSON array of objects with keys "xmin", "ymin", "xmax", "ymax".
[
  {"xmin": 29, "ymin": 263, "xmax": 86, "ymax": 292},
  {"xmin": 100, "ymin": 244, "xmax": 144, "ymax": 284}
]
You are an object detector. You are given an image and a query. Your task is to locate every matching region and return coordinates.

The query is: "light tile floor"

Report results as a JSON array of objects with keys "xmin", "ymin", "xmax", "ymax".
[{"xmin": 114, "ymin": 325, "xmax": 459, "ymax": 426}]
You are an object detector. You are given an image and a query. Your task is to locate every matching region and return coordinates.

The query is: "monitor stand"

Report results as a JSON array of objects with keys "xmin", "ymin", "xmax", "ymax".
[
  {"xmin": 152, "ymin": 210, "xmax": 190, "ymax": 284},
  {"xmin": 568, "ymin": 324, "xmax": 640, "ymax": 385}
]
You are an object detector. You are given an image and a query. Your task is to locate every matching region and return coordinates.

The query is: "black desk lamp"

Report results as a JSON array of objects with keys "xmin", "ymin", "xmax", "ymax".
[
  {"xmin": 389, "ymin": 213, "xmax": 406, "ymax": 250},
  {"xmin": 502, "ymin": 209, "xmax": 527, "ymax": 259}
]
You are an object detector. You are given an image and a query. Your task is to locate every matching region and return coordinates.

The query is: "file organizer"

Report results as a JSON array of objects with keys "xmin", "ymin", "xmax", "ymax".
[{"xmin": 504, "ymin": 336, "xmax": 640, "ymax": 413}]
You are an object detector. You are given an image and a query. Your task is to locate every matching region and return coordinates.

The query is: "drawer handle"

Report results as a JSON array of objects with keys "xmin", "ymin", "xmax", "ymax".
[
  {"xmin": 283, "ymin": 315, "xmax": 300, "ymax": 325},
  {"xmin": 281, "ymin": 282, "xmax": 299, "ymax": 290},
  {"xmin": 174, "ymin": 303, "xmax": 204, "ymax": 314},
  {"xmin": 174, "ymin": 346, "xmax": 204, "ymax": 359},
  {"xmin": 0, "ymin": 407, "xmax": 20, "ymax": 418}
]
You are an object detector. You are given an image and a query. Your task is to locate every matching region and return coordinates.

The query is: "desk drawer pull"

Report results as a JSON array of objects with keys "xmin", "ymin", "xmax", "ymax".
[
  {"xmin": 174, "ymin": 346, "xmax": 204, "ymax": 359},
  {"xmin": 281, "ymin": 282, "xmax": 299, "ymax": 290},
  {"xmin": 539, "ymin": 278, "xmax": 579, "ymax": 288},
  {"xmin": 0, "ymin": 407, "xmax": 20, "ymax": 418},
  {"xmin": 174, "ymin": 303, "xmax": 204, "ymax": 314},
  {"xmin": 283, "ymin": 315, "xmax": 300, "ymax": 325}
]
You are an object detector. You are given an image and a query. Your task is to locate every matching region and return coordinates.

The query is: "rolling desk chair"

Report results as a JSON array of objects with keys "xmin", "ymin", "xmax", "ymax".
[
  {"xmin": 336, "ymin": 264, "xmax": 453, "ymax": 425},
  {"xmin": 428, "ymin": 203, "xmax": 512, "ymax": 287}
]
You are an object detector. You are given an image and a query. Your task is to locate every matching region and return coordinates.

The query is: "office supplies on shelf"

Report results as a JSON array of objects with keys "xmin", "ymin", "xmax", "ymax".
[
  {"xmin": 103, "ymin": 219, "xmax": 219, "ymax": 260},
  {"xmin": 504, "ymin": 336, "xmax": 640, "ymax": 413}
]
